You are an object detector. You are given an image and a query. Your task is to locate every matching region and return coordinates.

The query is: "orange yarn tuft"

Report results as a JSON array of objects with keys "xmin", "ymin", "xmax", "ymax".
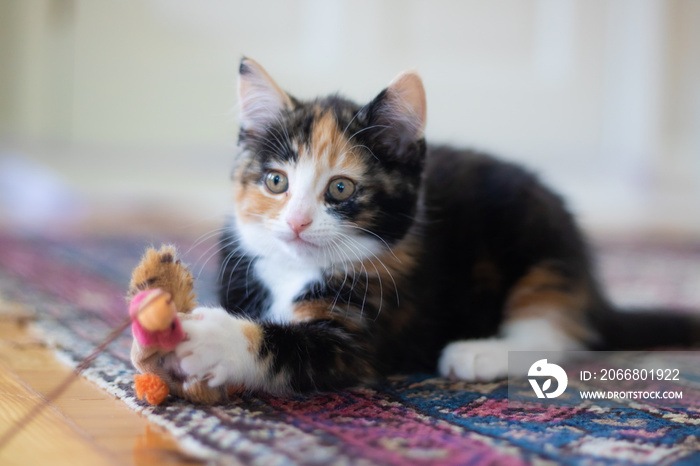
[{"xmin": 134, "ymin": 373, "xmax": 170, "ymax": 405}]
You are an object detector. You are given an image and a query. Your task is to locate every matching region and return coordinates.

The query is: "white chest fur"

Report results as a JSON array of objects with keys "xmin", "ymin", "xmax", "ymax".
[{"xmin": 254, "ymin": 256, "xmax": 322, "ymax": 322}]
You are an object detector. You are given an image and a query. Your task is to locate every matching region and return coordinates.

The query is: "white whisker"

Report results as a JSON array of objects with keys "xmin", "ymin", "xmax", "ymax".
[
  {"xmin": 343, "ymin": 223, "xmax": 400, "ymax": 263},
  {"xmin": 337, "ymin": 236, "xmax": 370, "ymax": 319},
  {"xmin": 338, "ymin": 232, "xmax": 400, "ymax": 311}
]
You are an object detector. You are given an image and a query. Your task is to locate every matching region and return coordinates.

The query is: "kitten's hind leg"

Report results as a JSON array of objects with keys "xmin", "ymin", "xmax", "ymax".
[
  {"xmin": 439, "ymin": 261, "xmax": 593, "ymax": 382},
  {"xmin": 438, "ymin": 316, "xmax": 586, "ymax": 382}
]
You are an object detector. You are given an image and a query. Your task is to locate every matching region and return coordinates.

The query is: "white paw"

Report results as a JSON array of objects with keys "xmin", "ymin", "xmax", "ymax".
[
  {"xmin": 175, "ymin": 307, "xmax": 260, "ymax": 387},
  {"xmin": 438, "ymin": 339, "xmax": 510, "ymax": 382}
]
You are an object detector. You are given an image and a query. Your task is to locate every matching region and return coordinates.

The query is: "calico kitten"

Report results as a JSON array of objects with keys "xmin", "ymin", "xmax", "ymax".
[{"xmin": 174, "ymin": 58, "xmax": 697, "ymax": 393}]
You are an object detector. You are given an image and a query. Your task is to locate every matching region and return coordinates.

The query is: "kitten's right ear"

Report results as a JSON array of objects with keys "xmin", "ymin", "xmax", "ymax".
[{"xmin": 238, "ymin": 57, "xmax": 294, "ymax": 133}]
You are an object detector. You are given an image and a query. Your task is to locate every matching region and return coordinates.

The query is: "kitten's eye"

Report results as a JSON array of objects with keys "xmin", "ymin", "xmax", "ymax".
[
  {"xmin": 264, "ymin": 170, "xmax": 289, "ymax": 194},
  {"xmin": 327, "ymin": 177, "xmax": 356, "ymax": 201}
]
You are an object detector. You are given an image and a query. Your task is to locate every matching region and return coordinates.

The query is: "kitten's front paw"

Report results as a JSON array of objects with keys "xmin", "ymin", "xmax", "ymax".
[
  {"xmin": 438, "ymin": 339, "xmax": 510, "ymax": 382},
  {"xmin": 175, "ymin": 307, "xmax": 262, "ymax": 387}
]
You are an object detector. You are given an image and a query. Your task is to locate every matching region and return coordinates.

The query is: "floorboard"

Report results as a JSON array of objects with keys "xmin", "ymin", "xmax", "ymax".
[{"xmin": 0, "ymin": 317, "xmax": 202, "ymax": 465}]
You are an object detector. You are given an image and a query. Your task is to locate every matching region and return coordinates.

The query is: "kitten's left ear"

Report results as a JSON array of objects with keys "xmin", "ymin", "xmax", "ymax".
[
  {"xmin": 238, "ymin": 57, "xmax": 295, "ymax": 133},
  {"xmin": 368, "ymin": 71, "xmax": 427, "ymax": 147}
]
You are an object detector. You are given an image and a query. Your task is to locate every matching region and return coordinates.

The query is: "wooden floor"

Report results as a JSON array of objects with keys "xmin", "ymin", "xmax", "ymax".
[{"xmin": 0, "ymin": 311, "xmax": 203, "ymax": 465}]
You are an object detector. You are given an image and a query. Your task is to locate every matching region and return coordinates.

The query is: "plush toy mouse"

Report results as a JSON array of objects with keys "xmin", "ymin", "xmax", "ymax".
[{"xmin": 126, "ymin": 245, "xmax": 229, "ymax": 405}]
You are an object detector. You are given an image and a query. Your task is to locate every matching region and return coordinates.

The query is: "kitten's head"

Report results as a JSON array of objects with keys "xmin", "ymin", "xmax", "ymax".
[{"xmin": 231, "ymin": 58, "xmax": 427, "ymax": 267}]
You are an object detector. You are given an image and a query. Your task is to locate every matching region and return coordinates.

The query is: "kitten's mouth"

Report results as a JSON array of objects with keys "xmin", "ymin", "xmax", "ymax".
[
  {"xmin": 288, "ymin": 237, "xmax": 316, "ymax": 248},
  {"xmin": 281, "ymin": 234, "xmax": 318, "ymax": 250}
]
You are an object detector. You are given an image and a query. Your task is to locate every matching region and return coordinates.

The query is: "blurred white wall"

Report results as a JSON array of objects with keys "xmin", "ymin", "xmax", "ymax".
[{"xmin": 1, "ymin": 0, "xmax": 699, "ymax": 234}]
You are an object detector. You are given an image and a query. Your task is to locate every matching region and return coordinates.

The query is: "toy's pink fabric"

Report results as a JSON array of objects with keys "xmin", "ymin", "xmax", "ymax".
[{"xmin": 129, "ymin": 289, "xmax": 185, "ymax": 351}]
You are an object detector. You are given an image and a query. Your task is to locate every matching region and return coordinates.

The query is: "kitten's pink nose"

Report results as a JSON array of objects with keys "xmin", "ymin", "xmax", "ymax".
[{"xmin": 287, "ymin": 215, "xmax": 313, "ymax": 235}]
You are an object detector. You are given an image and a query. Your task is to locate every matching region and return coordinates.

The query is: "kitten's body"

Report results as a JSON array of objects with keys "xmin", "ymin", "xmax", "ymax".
[
  {"xmin": 220, "ymin": 146, "xmax": 594, "ymax": 374},
  {"xmin": 174, "ymin": 58, "xmax": 697, "ymax": 394}
]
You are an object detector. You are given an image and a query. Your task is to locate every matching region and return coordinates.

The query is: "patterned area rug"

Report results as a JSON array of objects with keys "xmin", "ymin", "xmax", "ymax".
[{"xmin": 1, "ymin": 231, "xmax": 700, "ymax": 465}]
